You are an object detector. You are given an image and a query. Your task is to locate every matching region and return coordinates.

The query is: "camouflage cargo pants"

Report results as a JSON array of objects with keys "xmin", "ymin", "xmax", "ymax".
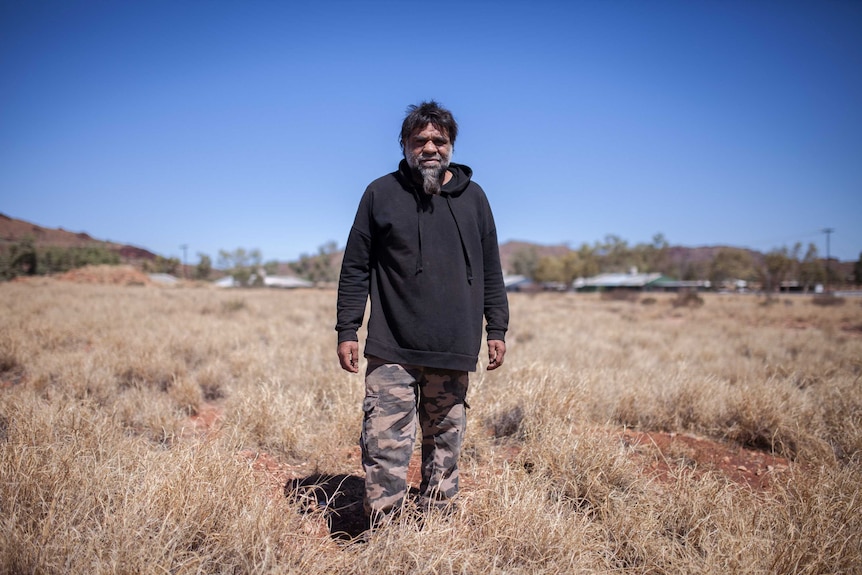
[{"xmin": 361, "ymin": 356, "xmax": 469, "ymax": 517}]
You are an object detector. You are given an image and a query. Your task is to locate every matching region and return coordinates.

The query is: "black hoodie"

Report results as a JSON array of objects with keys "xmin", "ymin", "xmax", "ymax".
[{"xmin": 336, "ymin": 160, "xmax": 509, "ymax": 372}]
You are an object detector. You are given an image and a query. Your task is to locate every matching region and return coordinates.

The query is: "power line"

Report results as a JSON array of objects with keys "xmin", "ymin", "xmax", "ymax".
[
  {"xmin": 180, "ymin": 244, "xmax": 188, "ymax": 279},
  {"xmin": 822, "ymin": 228, "xmax": 835, "ymax": 293}
]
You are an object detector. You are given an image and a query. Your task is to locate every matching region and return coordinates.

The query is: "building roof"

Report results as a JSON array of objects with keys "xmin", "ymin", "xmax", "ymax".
[
  {"xmin": 214, "ymin": 275, "xmax": 238, "ymax": 287},
  {"xmin": 651, "ymin": 278, "xmax": 711, "ymax": 289},
  {"xmin": 263, "ymin": 275, "xmax": 313, "ymax": 289},
  {"xmin": 504, "ymin": 274, "xmax": 531, "ymax": 288},
  {"xmin": 214, "ymin": 274, "xmax": 314, "ymax": 288},
  {"xmin": 574, "ymin": 272, "xmax": 664, "ymax": 289}
]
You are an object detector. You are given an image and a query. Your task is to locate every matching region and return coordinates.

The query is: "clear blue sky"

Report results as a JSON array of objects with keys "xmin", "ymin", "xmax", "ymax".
[{"xmin": 2, "ymin": 0, "xmax": 860, "ymax": 265}]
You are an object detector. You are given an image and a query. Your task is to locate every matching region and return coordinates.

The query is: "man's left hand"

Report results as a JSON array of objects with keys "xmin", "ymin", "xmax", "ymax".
[{"xmin": 487, "ymin": 340, "xmax": 506, "ymax": 370}]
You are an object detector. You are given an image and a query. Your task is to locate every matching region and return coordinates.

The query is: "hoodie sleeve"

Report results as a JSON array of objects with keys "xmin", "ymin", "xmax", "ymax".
[
  {"xmin": 335, "ymin": 189, "xmax": 373, "ymax": 343},
  {"xmin": 480, "ymin": 206, "xmax": 509, "ymax": 342}
]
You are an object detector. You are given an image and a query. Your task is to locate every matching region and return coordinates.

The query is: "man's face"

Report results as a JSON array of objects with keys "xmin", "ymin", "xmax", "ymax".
[{"xmin": 405, "ymin": 123, "xmax": 452, "ymax": 172}]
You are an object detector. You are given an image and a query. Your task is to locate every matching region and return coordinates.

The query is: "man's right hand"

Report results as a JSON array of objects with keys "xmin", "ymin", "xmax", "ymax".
[{"xmin": 337, "ymin": 341, "xmax": 360, "ymax": 373}]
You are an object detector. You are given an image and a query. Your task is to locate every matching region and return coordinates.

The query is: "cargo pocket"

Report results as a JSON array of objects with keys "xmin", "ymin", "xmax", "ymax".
[
  {"xmin": 363, "ymin": 394, "xmax": 378, "ymax": 416},
  {"xmin": 363, "ymin": 394, "xmax": 379, "ymax": 431},
  {"xmin": 361, "ymin": 393, "xmax": 379, "ymax": 456}
]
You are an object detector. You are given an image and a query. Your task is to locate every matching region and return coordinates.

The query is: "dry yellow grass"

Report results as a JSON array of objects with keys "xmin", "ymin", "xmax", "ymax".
[{"xmin": 2, "ymin": 280, "xmax": 861, "ymax": 573}]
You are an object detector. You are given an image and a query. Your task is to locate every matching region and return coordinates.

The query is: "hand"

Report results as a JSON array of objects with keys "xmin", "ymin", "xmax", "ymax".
[
  {"xmin": 337, "ymin": 341, "xmax": 360, "ymax": 373},
  {"xmin": 487, "ymin": 340, "xmax": 506, "ymax": 370}
]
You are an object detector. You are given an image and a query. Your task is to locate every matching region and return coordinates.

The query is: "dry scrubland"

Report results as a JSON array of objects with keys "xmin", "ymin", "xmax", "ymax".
[{"xmin": 2, "ymin": 278, "xmax": 861, "ymax": 574}]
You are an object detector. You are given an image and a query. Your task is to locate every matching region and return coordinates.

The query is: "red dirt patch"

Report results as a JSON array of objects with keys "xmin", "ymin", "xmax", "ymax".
[
  {"xmin": 621, "ymin": 430, "xmax": 790, "ymax": 490},
  {"xmin": 187, "ymin": 403, "xmax": 223, "ymax": 432}
]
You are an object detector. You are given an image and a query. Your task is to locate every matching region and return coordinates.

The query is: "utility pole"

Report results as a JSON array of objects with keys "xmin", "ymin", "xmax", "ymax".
[
  {"xmin": 822, "ymin": 228, "xmax": 834, "ymax": 293},
  {"xmin": 180, "ymin": 244, "xmax": 188, "ymax": 279}
]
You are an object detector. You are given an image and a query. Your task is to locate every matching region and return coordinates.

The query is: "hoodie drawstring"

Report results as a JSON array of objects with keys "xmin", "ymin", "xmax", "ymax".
[
  {"xmin": 416, "ymin": 207, "xmax": 424, "ymax": 275},
  {"xmin": 412, "ymin": 189, "xmax": 426, "ymax": 275},
  {"xmin": 445, "ymin": 196, "xmax": 473, "ymax": 284}
]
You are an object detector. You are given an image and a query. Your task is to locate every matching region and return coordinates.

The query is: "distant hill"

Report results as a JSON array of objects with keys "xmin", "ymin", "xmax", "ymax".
[
  {"xmin": 0, "ymin": 213, "xmax": 158, "ymax": 263},
  {"xmin": 499, "ymin": 240, "xmax": 764, "ymax": 274},
  {"xmin": 1, "ymin": 213, "xmax": 855, "ymax": 281}
]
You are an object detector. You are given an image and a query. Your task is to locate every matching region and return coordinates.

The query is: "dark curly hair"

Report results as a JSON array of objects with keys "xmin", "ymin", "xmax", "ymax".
[{"xmin": 399, "ymin": 101, "xmax": 458, "ymax": 151}]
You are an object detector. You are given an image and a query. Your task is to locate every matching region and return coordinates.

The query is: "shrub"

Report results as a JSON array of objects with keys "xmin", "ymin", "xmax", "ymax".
[
  {"xmin": 485, "ymin": 405, "xmax": 525, "ymax": 439},
  {"xmin": 0, "ymin": 240, "xmax": 122, "ymax": 280},
  {"xmin": 672, "ymin": 290, "xmax": 704, "ymax": 308},
  {"xmin": 600, "ymin": 289, "xmax": 640, "ymax": 302},
  {"xmin": 220, "ymin": 298, "xmax": 247, "ymax": 313},
  {"xmin": 812, "ymin": 294, "xmax": 845, "ymax": 307}
]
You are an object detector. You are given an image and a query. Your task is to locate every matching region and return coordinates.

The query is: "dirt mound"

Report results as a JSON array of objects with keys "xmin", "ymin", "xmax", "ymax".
[{"xmin": 56, "ymin": 265, "xmax": 152, "ymax": 286}]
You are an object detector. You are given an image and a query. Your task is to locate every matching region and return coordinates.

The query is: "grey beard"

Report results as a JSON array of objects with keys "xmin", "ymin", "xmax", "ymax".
[
  {"xmin": 419, "ymin": 164, "xmax": 446, "ymax": 195},
  {"xmin": 407, "ymin": 151, "xmax": 450, "ymax": 196}
]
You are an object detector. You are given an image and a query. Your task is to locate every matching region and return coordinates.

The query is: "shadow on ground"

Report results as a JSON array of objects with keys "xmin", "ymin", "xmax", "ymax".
[
  {"xmin": 285, "ymin": 474, "xmax": 370, "ymax": 540},
  {"xmin": 286, "ymin": 474, "xmax": 428, "ymax": 540}
]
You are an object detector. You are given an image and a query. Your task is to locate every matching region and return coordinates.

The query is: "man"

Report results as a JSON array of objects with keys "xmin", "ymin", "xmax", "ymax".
[{"xmin": 336, "ymin": 101, "xmax": 509, "ymax": 521}]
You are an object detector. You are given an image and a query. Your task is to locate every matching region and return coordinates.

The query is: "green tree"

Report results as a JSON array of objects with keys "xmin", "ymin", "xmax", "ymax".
[
  {"xmin": 143, "ymin": 256, "xmax": 181, "ymax": 275},
  {"xmin": 596, "ymin": 234, "xmax": 631, "ymax": 272},
  {"xmin": 263, "ymin": 260, "xmax": 280, "ymax": 276},
  {"xmin": 760, "ymin": 248, "xmax": 793, "ymax": 292},
  {"xmin": 559, "ymin": 251, "xmax": 584, "ymax": 288},
  {"xmin": 576, "ymin": 243, "xmax": 600, "ymax": 278},
  {"xmin": 528, "ymin": 247, "xmax": 597, "ymax": 288},
  {"xmin": 0, "ymin": 240, "xmax": 122, "ymax": 281},
  {"xmin": 854, "ymin": 252, "xmax": 862, "ymax": 286},
  {"xmin": 709, "ymin": 248, "xmax": 754, "ymax": 290},
  {"xmin": 12, "ymin": 238, "xmax": 38, "ymax": 276},
  {"xmin": 40, "ymin": 246, "xmax": 73, "ymax": 273},
  {"xmin": 195, "ymin": 253, "xmax": 212, "ymax": 280},
  {"xmin": 624, "ymin": 233, "xmax": 669, "ymax": 274},
  {"xmin": 218, "ymin": 248, "xmax": 262, "ymax": 287},
  {"xmin": 510, "ymin": 246, "xmax": 539, "ymax": 279},
  {"xmin": 77, "ymin": 246, "xmax": 119, "ymax": 268},
  {"xmin": 532, "ymin": 255, "xmax": 565, "ymax": 284},
  {"xmin": 290, "ymin": 241, "xmax": 340, "ymax": 284},
  {"xmin": 798, "ymin": 243, "xmax": 824, "ymax": 292},
  {"xmin": 643, "ymin": 233, "xmax": 670, "ymax": 273},
  {"xmin": 0, "ymin": 238, "xmax": 38, "ymax": 279}
]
